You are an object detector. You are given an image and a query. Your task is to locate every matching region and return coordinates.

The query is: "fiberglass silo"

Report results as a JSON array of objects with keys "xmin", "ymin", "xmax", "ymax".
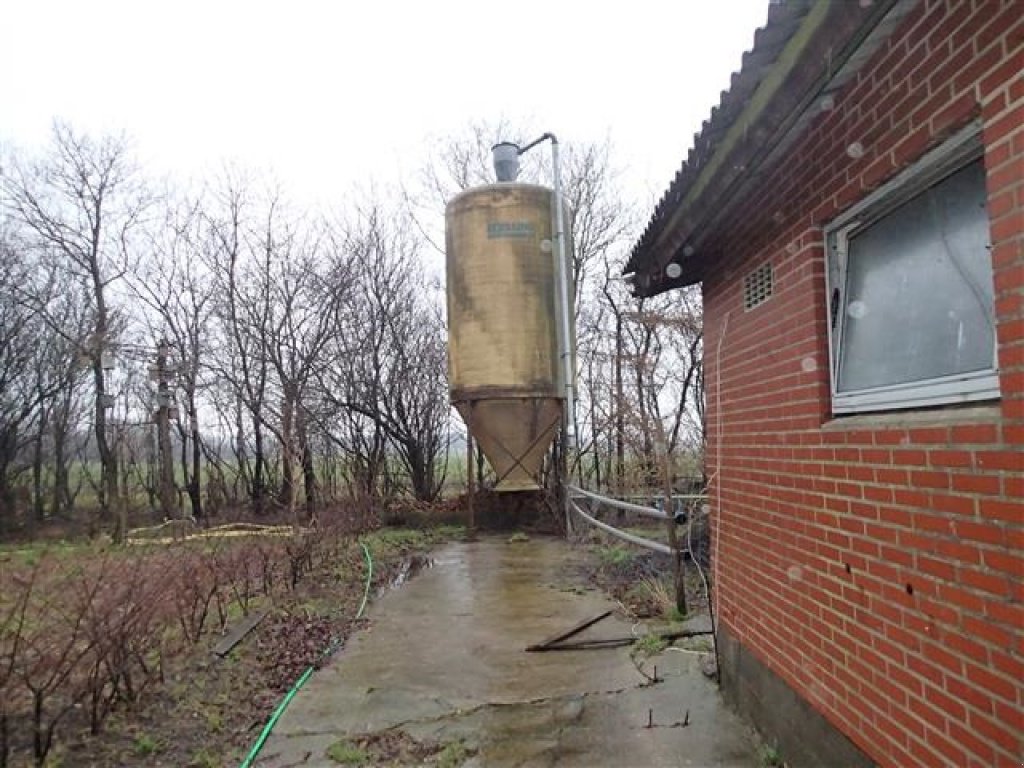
[{"xmin": 446, "ymin": 182, "xmax": 568, "ymax": 492}]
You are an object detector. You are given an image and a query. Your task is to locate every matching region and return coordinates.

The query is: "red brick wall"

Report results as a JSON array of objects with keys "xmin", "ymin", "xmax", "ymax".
[{"xmin": 702, "ymin": 1, "xmax": 1023, "ymax": 765}]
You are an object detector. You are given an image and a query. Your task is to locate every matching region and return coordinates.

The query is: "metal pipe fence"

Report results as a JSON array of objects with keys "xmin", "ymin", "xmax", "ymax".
[
  {"xmin": 569, "ymin": 498, "xmax": 673, "ymax": 554},
  {"xmin": 566, "ymin": 485, "xmax": 707, "ymax": 556},
  {"xmin": 567, "ymin": 483, "xmax": 720, "ymax": 679},
  {"xmin": 567, "ymin": 485, "xmax": 671, "ymax": 520}
]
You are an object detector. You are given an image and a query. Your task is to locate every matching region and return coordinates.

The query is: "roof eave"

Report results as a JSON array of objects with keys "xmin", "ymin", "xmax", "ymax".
[{"xmin": 627, "ymin": 0, "xmax": 914, "ymax": 298}]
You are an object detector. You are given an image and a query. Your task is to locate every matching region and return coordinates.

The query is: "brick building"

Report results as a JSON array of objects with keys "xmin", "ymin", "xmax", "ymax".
[{"xmin": 625, "ymin": 0, "xmax": 1022, "ymax": 765}]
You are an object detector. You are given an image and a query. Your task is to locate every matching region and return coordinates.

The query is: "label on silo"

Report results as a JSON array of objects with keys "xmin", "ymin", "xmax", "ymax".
[{"xmin": 487, "ymin": 221, "xmax": 535, "ymax": 239}]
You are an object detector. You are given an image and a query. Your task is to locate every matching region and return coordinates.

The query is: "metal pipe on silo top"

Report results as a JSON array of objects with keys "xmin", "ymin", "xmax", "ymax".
[{"xmin": 492, "ymin": 142, "xmax": 521, "ymax": 182}]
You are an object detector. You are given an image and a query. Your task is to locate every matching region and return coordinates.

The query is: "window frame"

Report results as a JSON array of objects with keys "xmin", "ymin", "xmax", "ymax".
[{"xmin": 824, "ymin": 121, "xmax": 999, "ymax": 415}]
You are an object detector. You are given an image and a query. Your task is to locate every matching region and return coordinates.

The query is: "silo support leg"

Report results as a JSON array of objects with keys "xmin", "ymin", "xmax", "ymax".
[{"xmin": 467, "ymin": 404, "xmax": 476, "ymax": 537}]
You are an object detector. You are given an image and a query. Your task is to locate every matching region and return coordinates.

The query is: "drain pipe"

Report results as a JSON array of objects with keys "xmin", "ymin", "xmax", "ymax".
[
  {"xmin": 549, "ymin": 135, "xmax": 576, "ymax": 455},
  {"xmin": 521, "ymin": 133, "xmax": 576, "ymax": 455},
  {"xmin": 706, "ymin": 309, "xmax": 733, "ymax": 684},
  {"xmin": 493, "ymin": 133, "xmax": 576, "ymax": 450},
  {"xmin": 494, "ymin": 133, "xmax": 576, "ymax": 529},
  {"xmin": 548, "ymin": 135, "xmax": 576, "ymax": 534}
]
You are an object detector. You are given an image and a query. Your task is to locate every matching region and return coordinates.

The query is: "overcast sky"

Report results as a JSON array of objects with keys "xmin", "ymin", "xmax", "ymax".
[{"xmin": 2, "ymin": 0, "xmax": 767, "ymax": 211}]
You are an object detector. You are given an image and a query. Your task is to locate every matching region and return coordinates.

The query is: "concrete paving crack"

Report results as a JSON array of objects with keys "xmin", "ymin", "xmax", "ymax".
[{"xmin": 368, "ymin": 686, "xmax": 633, "ymax": 734}]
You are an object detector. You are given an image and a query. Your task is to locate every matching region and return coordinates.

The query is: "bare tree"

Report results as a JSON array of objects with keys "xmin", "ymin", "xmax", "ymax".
[
  {"xmin": 2, "ymin": 123, "xmax": 151, "ymax": 541},
  {"xmin": 130, "ymin": 193, "xmax": 216, "ymax": 520},
  {"xmin": 26, "ymin": 276, "xmax": 92, "ymax": 524},
  {"xmin": 204, "ymin": 173, "xmax": 274, "ymax": 515},
  {"xmin": 382, "ymin": 298, "xmax": 450, "ymax": 501},
  {"xmin": 573, "ymin": 247, "xmax": 705, "ymax": 494},
  {"xmin": 560, "ymin": 139, "xmax": 638, "ymax": 316},
  {"xmin": 318, "ymin": 199, "xmax": 450, "ymax": 502},
  {"xmin": 0, "ymin": 231, "xmax": 56, "ymax": 526},
  {"xmin": 255, "ymin": 216, "xmax": 347, "ymax": 520},
  {"xmin": 661, "ymin": 289, "xmax": 705, "ymax": 461}
]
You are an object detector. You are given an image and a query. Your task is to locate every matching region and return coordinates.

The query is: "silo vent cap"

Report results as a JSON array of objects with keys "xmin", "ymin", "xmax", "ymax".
[{"xmin": 492, "ymin": 142, "xmax": 521, "ymax": 182}]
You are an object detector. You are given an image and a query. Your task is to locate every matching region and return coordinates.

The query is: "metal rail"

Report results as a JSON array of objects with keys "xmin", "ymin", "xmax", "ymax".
[
  {"xmin": 566, "ymin": 485, "xmax": 708, "ymax": 557},
  {"xmin": 569, "ymin": 499, "xmax": 673, "ymax": 555},
  {"xmin": 617, "ymin": 494, "xmax": 706, "ymax": 503},
  {"xmin": 567, "ymin": 485, "xmax": 671, "ymax": 520},
  {"xmin": 566, "ymin": 483, "xmax": 720, "ymax": 680}
]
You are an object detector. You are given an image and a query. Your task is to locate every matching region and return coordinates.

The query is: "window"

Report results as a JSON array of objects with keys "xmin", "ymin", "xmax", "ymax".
[
  {"xmin": 744, "ymin": 262, "xmax": 773, "ymax": 310},
  {"xmin": 826, "ymin": 123, "xmax": 998, "ymax": 414}
]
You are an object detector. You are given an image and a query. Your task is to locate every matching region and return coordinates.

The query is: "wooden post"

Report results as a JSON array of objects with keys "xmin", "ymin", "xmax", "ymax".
[
  {"xmin": 560, "ymin": 426, "xmax": 572, "ymax": 536},
  {"xmin": 664, "ymin": 492, "xmax": 687, "ymax": 617},
  {"xmin": 655, "ymin": 420, "xmax": 686, "ymax": 616}
]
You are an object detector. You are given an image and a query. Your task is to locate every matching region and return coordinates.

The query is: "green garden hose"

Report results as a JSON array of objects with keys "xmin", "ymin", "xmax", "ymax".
[{"xmin": 239, "ymin": 541, "xmax": 374, "ymax": 768}]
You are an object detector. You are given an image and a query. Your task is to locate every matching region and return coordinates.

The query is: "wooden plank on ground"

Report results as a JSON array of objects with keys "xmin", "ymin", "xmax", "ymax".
[
  {"xmin": 527, "ymin": 628, "xmax": 714, "ymax": 652},
  {"xmin": 212, "ymin": 610, "xmax": 268, "ymax": 658},
  {"xmin": 525, "ymin": 610, "xmax": 612, "ymax": 652}
]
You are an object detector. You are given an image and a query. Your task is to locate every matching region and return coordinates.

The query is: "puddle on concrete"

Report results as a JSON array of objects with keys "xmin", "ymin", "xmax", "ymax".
[
  {"xmin": 259, "ymin": 536, "xmax": 759, "ymax": 767},
  {"xmin": 384, "ymin": 552, "xmax": 434, "ymax": 591}
]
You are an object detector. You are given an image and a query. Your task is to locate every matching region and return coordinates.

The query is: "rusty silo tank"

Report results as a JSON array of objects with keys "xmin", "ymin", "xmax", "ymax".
[{"xmin": 446, "ymin": 183, "xmax": 568, "ymax": 492}]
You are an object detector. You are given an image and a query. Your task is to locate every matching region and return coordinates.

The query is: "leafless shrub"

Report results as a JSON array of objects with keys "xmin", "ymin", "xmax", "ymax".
[
  {"xmin": 76, "ymin": 551, "xmax": 172, "ymax": 734},
  {"xmin": 212, "ymin": 542, "xmax": 260, "ymax": 617},
  {"xmin": 254, "ymin": 538, "xmax": 283, "ymax": 596},
  {"xmin": 285, "ymin": 531, "xmax": 316, "ymax": 590},
  {"xmin": 170, "ymin": 549, "xmax": 219, "ymax": 644},
  {"xmin": 11, "ymin": 557, "xmax": 101, "ymax": 765},
  {"xmin": 0, "ymin": 561, "xmax": 39, "ymax": 767}
]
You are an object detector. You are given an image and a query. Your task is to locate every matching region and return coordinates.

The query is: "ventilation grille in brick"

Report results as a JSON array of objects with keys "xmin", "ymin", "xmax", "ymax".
[{"xmin": 744, "ymin": 262, "xmax": 773, "ymax": 310}]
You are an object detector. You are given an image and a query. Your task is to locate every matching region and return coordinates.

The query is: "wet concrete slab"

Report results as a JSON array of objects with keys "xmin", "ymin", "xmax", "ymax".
[{"xmin": 257, "ymin": 536, "xmax": 758, "ymax": 767}]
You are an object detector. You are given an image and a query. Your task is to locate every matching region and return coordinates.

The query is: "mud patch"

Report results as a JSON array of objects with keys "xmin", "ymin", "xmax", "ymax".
[{"xmin": 325, "ymin": 730, "xmax": 476, "ymax": 766}]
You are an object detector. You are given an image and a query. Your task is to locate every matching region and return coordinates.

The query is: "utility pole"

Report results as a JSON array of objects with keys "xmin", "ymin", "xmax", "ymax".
[
  {"xmin": 154, "ymin": 340, "xmax": 177, "ymax": 522},
  {"xmin": 99, "ymin": 347, "xmax": 124, "ymax": 542}
]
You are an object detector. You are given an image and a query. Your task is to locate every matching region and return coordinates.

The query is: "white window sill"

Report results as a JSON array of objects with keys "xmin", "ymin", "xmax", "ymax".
[{"xmin": 822, "ymin": 402, "xmax": 1001, "ymax": 431}]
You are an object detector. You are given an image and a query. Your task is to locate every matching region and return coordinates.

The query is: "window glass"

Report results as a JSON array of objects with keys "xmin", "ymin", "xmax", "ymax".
[{"xmin": 837, "ymin": 160, "xmax": 993, "ymax": 393}]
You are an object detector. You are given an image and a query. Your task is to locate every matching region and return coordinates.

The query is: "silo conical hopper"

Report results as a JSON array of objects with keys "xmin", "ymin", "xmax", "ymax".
[{"xmin": 446, "ymin": 183, "xmax": 566, "ymax": 492}]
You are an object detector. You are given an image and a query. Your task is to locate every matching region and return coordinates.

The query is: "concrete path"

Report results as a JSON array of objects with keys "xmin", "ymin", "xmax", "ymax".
[{"xmin": 257, "ymin": 536, "xmax": 758, "ymax": 767}]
